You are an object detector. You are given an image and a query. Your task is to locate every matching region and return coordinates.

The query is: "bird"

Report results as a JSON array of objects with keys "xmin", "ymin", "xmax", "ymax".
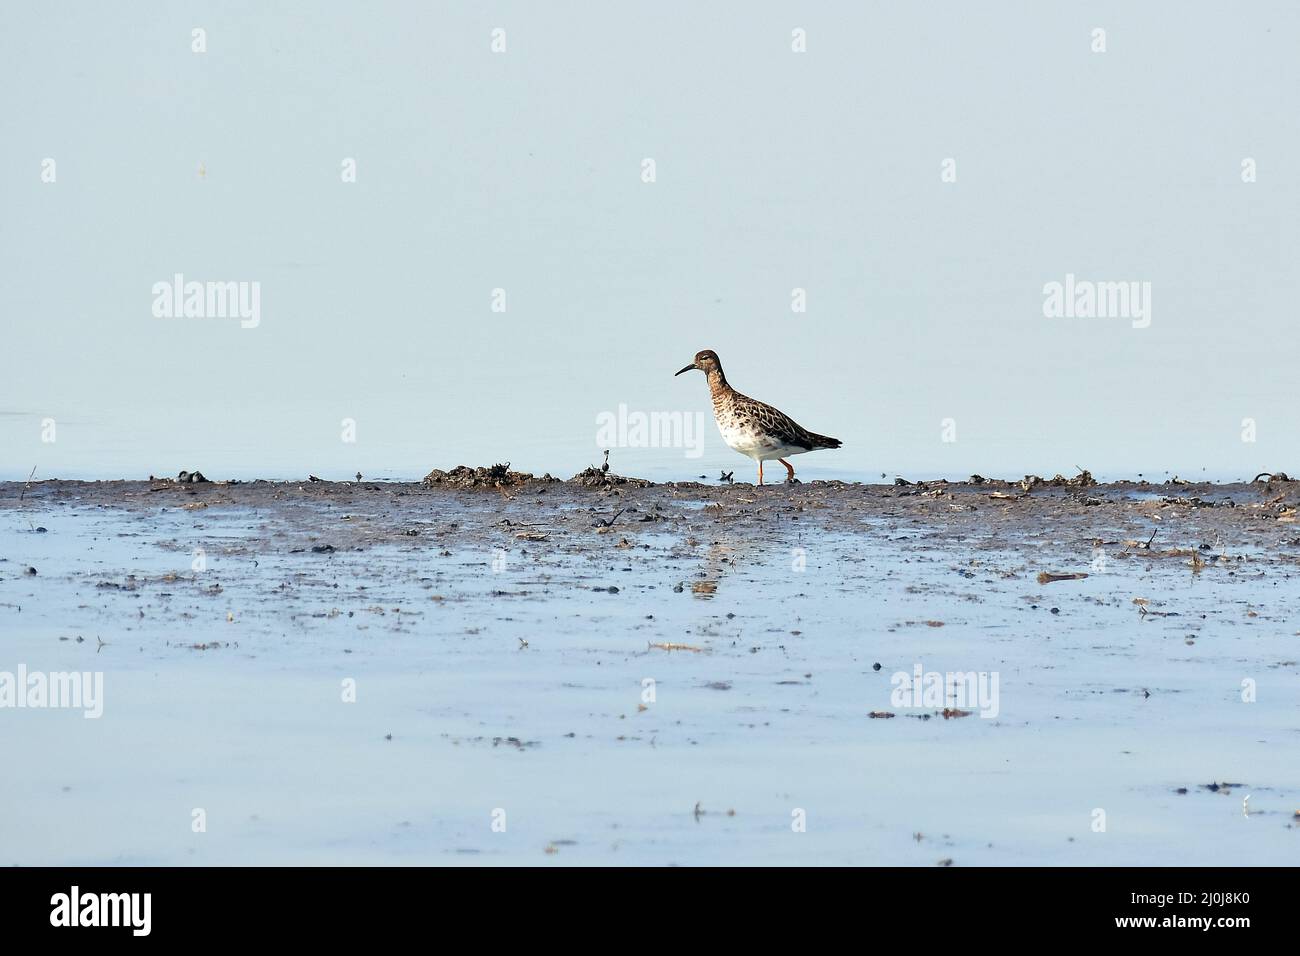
[{"xmin": 675, "ymin": 349, "xmax": 842, "ymax": 485}]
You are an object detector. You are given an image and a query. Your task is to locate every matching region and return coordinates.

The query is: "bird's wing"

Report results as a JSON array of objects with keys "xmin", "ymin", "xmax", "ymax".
[{"xmin": 733, "ymin": 393, "xmax": 820, "ymax": 449}]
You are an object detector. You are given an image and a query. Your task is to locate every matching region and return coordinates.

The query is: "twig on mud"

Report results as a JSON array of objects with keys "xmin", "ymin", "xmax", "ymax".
[
  {"xmin": 1127, "ymin": 528, "xmax": 1158, "ymax": 550},
  {"xmin": 592, "ymin": 508, "xmax": 625, "ymax": 529},
  {"xmin": 19, "ymin": 465, "xmax": 36, "ymax": 502},
  {"xmin": 1036, "ymin": 572, "xmax": 1088, "ymax": 585},
  {"xmin": 1135, "ymin": 598, "xmax": 1177, "ymax": 618},
  {"xmin": 648, "ymin": 642, "xmax": 703, "ymax": 653},
  {"xmin": 499, "ymin": 518, "xmax": 548, "ymax": 529}
]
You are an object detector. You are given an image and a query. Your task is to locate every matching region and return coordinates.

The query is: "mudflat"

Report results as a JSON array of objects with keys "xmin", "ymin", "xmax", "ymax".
[{"xmin": 2, "ymin": 474, "xmax": 1297, "ymax": 864}]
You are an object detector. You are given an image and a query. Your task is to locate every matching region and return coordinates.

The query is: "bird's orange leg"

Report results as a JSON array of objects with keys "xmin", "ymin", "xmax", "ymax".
[
  {"xmin": 758, "ymin": 461, "xmax": 764, "ymax": 485},
  {"xmin": 778, "ymin": 458, "xmax": 796, "ymax": 482}
]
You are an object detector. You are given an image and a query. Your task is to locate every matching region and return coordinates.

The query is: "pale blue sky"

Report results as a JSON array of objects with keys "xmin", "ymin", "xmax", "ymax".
[{"xmin": 2, "ymin": 2, "xmax": 1297, "ymax": 481}]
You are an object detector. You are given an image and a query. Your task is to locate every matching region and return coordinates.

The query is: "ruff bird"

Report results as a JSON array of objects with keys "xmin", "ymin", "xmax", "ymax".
[{"xmin": 675, "ymin": 349, "xmax": 842, "ymax": 484}]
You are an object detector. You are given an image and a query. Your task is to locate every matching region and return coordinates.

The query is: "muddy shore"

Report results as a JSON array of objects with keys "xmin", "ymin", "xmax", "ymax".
[
  {"xmin": 2, "ymin": 473, "xmax": 1298, "ymax": 865},
  {"xmin": 6, "ymin": 472, "xmax": 1300, "ymax": 563}
]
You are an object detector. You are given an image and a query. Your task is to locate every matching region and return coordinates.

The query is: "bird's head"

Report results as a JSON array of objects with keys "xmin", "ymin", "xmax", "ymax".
[{"xmin": 675, "ymin": 349, "xmax": 722, "ymax": 378}]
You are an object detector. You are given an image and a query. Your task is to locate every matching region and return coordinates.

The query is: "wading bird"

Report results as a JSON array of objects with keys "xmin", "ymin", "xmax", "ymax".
[{"xmin": 675, "ymin": 349, "xmax": 841, "ymax": 485}]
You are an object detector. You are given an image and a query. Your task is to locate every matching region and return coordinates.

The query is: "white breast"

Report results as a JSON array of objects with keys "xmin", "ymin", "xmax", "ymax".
[{"xmin": 717, "ymin": 418, "xmax": 802, "ymax": 461}]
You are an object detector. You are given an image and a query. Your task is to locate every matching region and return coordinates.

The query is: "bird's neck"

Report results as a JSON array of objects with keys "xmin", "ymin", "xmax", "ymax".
[{"xmin": 707, "ymin": 371, "xmax": 732, "ymax": 416}]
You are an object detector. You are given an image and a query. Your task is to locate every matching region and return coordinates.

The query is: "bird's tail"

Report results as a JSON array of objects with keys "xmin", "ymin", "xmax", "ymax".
[{"xmin": 808, "ymin": 432, "xmax": 842, "ymax": 449}]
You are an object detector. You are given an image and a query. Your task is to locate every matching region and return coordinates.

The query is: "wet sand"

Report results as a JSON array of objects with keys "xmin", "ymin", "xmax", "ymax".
[{"xmin": 2, "ymin": 474, "xmax": 1298, "ymax": 865}]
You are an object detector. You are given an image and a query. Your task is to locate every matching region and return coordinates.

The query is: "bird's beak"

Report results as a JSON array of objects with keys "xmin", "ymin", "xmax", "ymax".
[{"xmin": 675, "ymin": 363, "xmax": 698, "ymax": 377}]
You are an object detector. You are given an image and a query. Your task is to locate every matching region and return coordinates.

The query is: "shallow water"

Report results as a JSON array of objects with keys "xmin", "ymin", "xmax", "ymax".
[{"xmin": 1, "ymin": 480, "xmax": 1297, "ymax": 865}]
